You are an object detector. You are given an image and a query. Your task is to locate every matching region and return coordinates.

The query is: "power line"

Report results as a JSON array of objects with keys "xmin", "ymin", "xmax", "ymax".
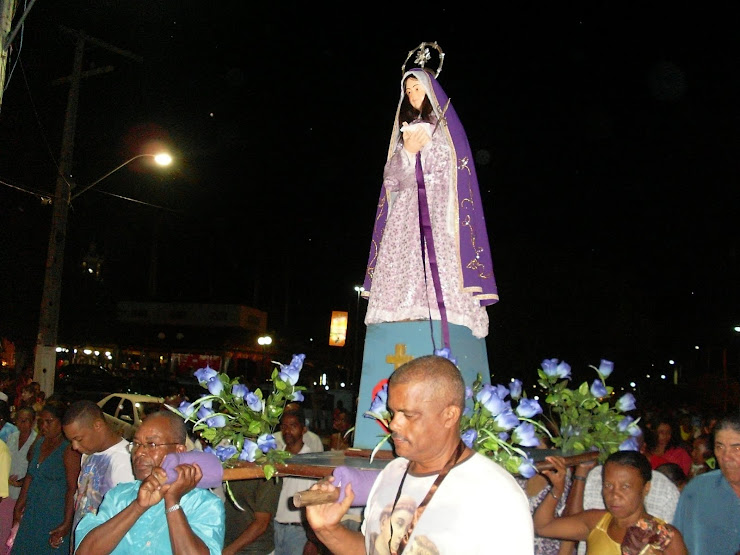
[
  {"xmin": 0, "ymin": 175, "xmax": 53, "ymax": 203},
  {"xmin": 83, "ymin": 188, "xmax": 181, "ymax": 213}
]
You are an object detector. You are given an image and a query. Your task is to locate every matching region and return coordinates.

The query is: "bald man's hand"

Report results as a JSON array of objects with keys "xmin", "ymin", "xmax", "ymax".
[
  {"xmin": 164, "ymin": 463, "xmax": 202, "ymax": 505},
  {"xmin": 137, "ymin": 467, "xmax": 168, "ymax": 509}
]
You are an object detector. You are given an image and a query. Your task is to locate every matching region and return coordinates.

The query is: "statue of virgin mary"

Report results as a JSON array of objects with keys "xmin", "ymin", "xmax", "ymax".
[{"xmin": 361, "ymin": 66, "xmax": 498, "ymax": 340}]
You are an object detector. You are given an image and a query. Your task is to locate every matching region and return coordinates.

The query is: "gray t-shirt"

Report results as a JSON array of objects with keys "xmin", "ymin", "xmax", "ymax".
[{"xmin": 224, "ymin": 477, "xmax": 281, "ymax": 554}]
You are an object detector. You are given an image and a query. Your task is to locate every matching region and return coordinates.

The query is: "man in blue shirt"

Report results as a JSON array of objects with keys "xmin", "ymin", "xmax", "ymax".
[
  {"xmin": 75, "ymin": 410, "xmax": 224, "ymax": 554},
  {"xmin": 673, "ymin": 412, "xmax": 740, "ymax": 554}
]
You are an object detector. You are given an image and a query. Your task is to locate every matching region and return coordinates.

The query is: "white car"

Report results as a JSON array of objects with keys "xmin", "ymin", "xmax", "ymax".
[{"xmin": 98, "ymin": 393, "xmax": 165, "ymax": 440}]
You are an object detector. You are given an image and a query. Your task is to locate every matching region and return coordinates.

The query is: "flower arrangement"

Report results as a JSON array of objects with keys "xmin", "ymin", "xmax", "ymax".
[
  {"xmin": 537, "ymin": 358, "xmax": 640, "ymax": 462},
  {"xmin": 364, "ymin": 357, "xmax": 640, "ymax": 477},
  {"xmin": 363, "ymin": 373, "xmax": 549, "ymax": 478},
  {"xmin": 459, "ymin": 374, "xmax": 550, "ymax": 477},
  {"xmin": 171, "ymin": 354, "xmax": 307, "ymax": 479}
]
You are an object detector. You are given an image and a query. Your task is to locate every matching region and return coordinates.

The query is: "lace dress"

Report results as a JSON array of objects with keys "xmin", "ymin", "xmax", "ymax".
[{"xmin": 516, "ymin": 474, "xmax": 573, "ymax": 555}]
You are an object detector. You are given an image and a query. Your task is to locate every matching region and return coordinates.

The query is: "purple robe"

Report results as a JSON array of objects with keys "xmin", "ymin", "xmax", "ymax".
[{"xmin": 362, "ymin": 69, "xmax": 498, "ymax": 338}]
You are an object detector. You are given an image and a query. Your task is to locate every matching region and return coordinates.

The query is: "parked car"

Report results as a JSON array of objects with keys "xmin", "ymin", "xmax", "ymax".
[
  {"xmin": 97, "ymin": 393, "xmax": 164, "ymax": 440},
  {"xmin": 57, "ymin": 363, "xmax": 119, "ymax": 395}
]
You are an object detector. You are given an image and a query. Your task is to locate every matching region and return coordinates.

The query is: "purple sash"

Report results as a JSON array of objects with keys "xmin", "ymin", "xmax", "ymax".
[{"xmin": 415, "ymin": 151, "xmax": 450, "ymax": 351}]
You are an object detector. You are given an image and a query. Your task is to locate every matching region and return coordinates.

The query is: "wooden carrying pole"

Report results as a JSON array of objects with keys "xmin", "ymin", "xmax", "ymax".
[{"xmin": 221, "ymin": 450, "xmax": 600, "ymax": 508}]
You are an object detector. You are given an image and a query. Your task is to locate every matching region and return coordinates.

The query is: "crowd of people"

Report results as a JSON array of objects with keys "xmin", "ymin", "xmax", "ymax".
[{"xmin": 0, "ymin": 357, "xmax": 737, "ymax": 554}]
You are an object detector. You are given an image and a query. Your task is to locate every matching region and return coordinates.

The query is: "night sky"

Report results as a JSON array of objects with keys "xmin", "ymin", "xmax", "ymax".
[{"xmin": 1, "ymin": 3, "xmax": 739, "ymax": 386}]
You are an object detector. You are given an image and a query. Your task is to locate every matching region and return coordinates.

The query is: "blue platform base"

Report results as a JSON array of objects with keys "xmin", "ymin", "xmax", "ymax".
[{"xmin": 352, "ymin": 321, "xmax": 491, "ymax": 450}]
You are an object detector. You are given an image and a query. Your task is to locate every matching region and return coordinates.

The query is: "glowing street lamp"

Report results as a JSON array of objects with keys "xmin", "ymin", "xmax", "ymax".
[
  {"xmin": 34, "ymin": 152, "xmax": 173, "ymax": 394},
  {"xmin": 70, "ymin": 152, "xmax": 172, "ymax": 201},
  {"xmin": 257, "ymin": 335, "xmax": 272, "ymax": 377}
]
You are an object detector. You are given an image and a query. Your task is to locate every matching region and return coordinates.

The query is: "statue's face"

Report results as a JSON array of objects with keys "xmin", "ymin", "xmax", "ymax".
[{"xmin": 405, "ymin": 77, "xmax": 426, "ymax": 111}]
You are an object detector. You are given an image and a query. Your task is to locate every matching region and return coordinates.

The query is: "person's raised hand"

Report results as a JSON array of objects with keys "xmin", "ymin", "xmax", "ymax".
[
  {"xmin": 137, "ymin": 466, "xmax": 168, "ymax": 509},
  {"xmin": 574, "ymin": 459, "xmax": 598, "ymax": 481},
  {"xmin": 542, "ymin": 455, "xmax": 568, "ymax": 497},
  {"xmin": 163, "ymin": 462, "xmax": 202, "ymax": 505},
  {"xmin": 305, "ymin": 476, "xmax": 354, "ymax": 533}
]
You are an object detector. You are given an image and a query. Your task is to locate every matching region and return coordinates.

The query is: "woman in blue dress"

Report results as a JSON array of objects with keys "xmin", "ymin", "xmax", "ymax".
[{"xmin": 11, "ymin": 399, "xmax": 80, "ymax": 553}]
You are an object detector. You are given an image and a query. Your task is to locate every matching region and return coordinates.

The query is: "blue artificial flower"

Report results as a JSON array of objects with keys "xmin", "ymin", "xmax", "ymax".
[
  {"xmin": 494, "ymin": 409, "xmax": 520, "ymax": 431},
  {"xmin": 245, "ymin": 392, "xmax": 263, "ymax": 412},
  {"xmin": 290, "ymin": 390, "xmax": 304, "ymax": 402},
  {"xmin": 206, "ymin": 415, "xmax": 226, "ymax": 428},
  {"xmin": 278, "ymin": 367, "xmax": 299, "ymax": 386},
  {"xmin": 461, "ymin": 428, "xmax": 478, "ymax": 448},
  {"xmin": 197, "ymin": 405, "xmax": 214, "ymax": 420},
  {"xmin": 494, "ymin": 384, "xmax": 510, "ymax": 400},
  {"xmin": 239, "ymin": 440, "xmax": 259, "ymax": 462},
  {"xmin": 512, "ymin": 422, "xmax": 540, "ymax": 447},
  {"xmin": 178, "ymin": 401, "xmax": 195, "ymax": 417},
  {"xmin": 616, "ymin": 393, "xmax": 636, "ymax": 412},
  {"xmin": 277, "ymin": 354, "xmax": 306, "ymax": 385},
  {"xmin": 367, "ymin": 384, "xmax": 388, "ymax": 415},
  {"xmin": 518, "ymin": 457, "xmax": 537, "ymax": 479},
  {"xmin": 214, "ymin": 445, "xmax": 237, "ymax": 461},
  {"xmin": 476, "ymin": 384, "xmax": 507, "ymax": 416},
  {"xmin": 433, "ymin": 347, "xmax": 458, "ymax": 365},
  {"xmin": 207, "ymin": 377, "xmax": 223, "ymax": 395},
  {"xmin": 590, "ymin": 379, "xmax": 607, "ymax": 398},
  {"xmin": 194, "ymin": 365, "xmax": 218, "ymax": 383},
  {"xmin": 541, "ymin": 358, "xmax": 571, "ymax": 380},
  {"xmin": 619, "ymin": 437, "xmax": 640, "ymax": 452},
  {"xmin": 257, "ymin": 433, "xmax": 278, "ymax": 453},
  {"xmin": 617, "ymin": 416, "xmax": 635, "ymax": 432},
  {"xmin": 231, "ymin": 384, "xmax": 249, "ymax": 399},
  {"xmin": 509, "ymin": 379, "xmax": 523, "ymax": 400},
  {"xmin": 289, "ymin": 353, "xmax": 306, "ymax": 371},
  {"xmin": 621, "ymin": 417, "xmax": 642, "ymax": 437},
  {"xmin": 498, "ymin": 432, "xmax": 510, "ymax": 441},
  {"xmin": 515, "ymin": 398, "xmax": 543, "ymax": 419},
  {"xmin": 598, "ymin": 359, "xmax": 615, "ymax": 378},
  {"xmin": 465, "ymin": 386, "xmax": 473, "ymax": 400}
]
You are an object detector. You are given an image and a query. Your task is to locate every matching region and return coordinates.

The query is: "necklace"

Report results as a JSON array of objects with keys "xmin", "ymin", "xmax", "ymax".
[{"xmin": 388, "ymin": 441, "xmax": 465, "ymax": 555}]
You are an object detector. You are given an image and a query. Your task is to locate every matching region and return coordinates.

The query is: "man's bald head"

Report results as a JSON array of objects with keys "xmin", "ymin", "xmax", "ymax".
[
  {"xmin": 389, "ymin": 355, "xmax": 465, "ymax": 410},
  {"xmin": 145, "ymin": 410, "xmax": 188, "ymax": 444}
]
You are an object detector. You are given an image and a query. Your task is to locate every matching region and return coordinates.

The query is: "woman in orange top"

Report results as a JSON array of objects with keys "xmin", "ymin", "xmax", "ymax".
[{"xmin": 534, "ymin": 450, "xmax": 687, "ymax": 554}]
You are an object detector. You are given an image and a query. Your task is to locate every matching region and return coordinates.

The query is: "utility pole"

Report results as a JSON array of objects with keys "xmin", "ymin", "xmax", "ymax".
[
  {"xmin": 34, "ymin": 28, "xmax": 141, "ymax": 395},
  {"xmin": 0, "ymin": 0, "xmax": 17, "ymax": 110},
  {"xmin": 0, "ymin": 0, "xmax": 37, "ymax": 110}
]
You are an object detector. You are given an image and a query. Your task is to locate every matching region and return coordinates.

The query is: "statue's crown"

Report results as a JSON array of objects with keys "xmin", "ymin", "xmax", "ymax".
[{"xmin": 401, "ymin": 41, "xmax": 445, "ymax": 78}]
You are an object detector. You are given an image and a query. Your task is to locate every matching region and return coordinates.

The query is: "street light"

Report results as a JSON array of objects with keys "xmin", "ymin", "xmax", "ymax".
[
  {"xmin": 70, "ymin": 153, "xmax": 172, "ymax": 201},
  {"xmin": 34, "ymin": 152, "xmax": 173, "ymax": 394},
  {"xmin": 257, "ymin": 335, "xmax": 272, "ymax": 347},
  {"xmin": 257, "ymin": 335, "xmax": 272, "ymax": 379}
]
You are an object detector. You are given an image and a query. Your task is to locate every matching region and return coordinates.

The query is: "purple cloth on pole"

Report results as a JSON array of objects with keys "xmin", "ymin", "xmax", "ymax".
[
  {"xmin": 363, "ymin": 68, "xmax": 498, "ymax": 312},
  {"xmin": 332, "ymin": 466, "xmax": 381, "ymax": 506},
  {"xmin": 161, "ymin": 451, "xmax": 224, "ymax": 489}
]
